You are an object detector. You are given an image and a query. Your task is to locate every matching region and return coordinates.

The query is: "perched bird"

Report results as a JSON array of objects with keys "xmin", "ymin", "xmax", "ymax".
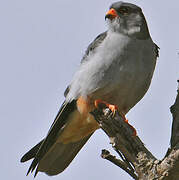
[{"xmin": 21, "ymin": 1, "xmax": 159, "ymax": 177}]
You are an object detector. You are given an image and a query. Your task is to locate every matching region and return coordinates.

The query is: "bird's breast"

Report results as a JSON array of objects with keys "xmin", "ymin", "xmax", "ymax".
[
  {"xmin": 88, "ymin": 35, "xmax": 157, "ymax": 113},
  {"xmin": 67, "ymin": 32, "xmax": 156, "ymax": 114}
]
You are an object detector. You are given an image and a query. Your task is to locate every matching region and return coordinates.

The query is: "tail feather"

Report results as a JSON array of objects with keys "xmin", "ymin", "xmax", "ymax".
[
  {"xmin": 39, "ymin": 134, "xmax": 92, "ymax": 176},
  {"xmin": 21, "ymin": 100, "xmax": 78, "ymax": 177}
]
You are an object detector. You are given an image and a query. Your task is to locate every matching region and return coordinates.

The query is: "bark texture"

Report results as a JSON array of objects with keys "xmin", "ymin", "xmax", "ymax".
[{"xmin": 91, "ymin": 81, "xmax": 179, "ymax": 180}]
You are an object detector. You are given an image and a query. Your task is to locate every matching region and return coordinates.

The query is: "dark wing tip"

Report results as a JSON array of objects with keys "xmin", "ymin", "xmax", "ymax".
[
  {"xmin": 20, "ymin": 155, "xmax": 27, "ymax": 163},
  {"xmin": 34, "ymin": 168, "xmax": 39, "ymax": 178},
  {"xmin": 26, "ymin": 158, "xmax": 39, "ymax": 176},
  {"xmin": 22, "ymin": 100, "xmax": 77, "ymax": 177},
  {"xmin": 20, "ymin": 140, "xmax": 44, "ymax": 163}
]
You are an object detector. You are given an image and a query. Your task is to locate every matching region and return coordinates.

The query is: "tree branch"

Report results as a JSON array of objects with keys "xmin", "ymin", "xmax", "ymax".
[
  {"xmin": 170, "ymin": 80, "xmax": 179, "ymax": 148},
  {"xmin": 101, "ymin": 149, "xmax": 138, "ymax": 179},
  {"xmin": 91, "ymin": 81, "xmax": 179, "ymax": 179}
]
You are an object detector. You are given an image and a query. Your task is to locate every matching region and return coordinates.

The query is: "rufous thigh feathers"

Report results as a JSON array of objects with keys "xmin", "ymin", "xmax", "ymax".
[{"xmin": 59, "ymin": 96, "xmax": 99, "ymax": 144}]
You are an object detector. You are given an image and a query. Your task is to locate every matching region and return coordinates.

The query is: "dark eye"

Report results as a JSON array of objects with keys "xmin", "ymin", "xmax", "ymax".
[{"xmin": 119, "ymin": 7, "xmax": 129, "ymax": 15}]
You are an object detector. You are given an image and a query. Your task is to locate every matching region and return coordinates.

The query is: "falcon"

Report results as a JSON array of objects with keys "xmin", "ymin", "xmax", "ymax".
[{"xmin": 21, "ymin": 1, "xmax": 159, "ymax": 177}]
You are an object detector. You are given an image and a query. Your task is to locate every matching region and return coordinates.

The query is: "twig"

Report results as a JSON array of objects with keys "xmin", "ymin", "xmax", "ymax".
[{"xmin": 101, "ymin": 149, "xmax": 138, "ymax": 179}]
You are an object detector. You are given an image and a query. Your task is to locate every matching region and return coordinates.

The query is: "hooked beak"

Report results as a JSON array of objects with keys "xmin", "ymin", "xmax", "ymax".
[{"xmin": 105, "ymin": 8, "xmax": 118, "ymax": 20}]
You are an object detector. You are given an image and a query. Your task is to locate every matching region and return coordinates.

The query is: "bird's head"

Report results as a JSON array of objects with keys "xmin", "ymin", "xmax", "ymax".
[{"xmin": 105, "ymin": 1, "xmax": 150, "ymax": 39}]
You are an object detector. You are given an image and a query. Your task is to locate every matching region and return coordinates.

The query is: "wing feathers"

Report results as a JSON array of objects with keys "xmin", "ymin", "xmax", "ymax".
[
  {"xmin": 38, "ymin": 133, "xmax": 93, "ymax": 176},
  {"xmin": 21, "ymin": 100, "xmax": 76, "ymax": 176},
  {"xmin": 20, "ymin": 140, "xmax": 43, "ymax": 163}
]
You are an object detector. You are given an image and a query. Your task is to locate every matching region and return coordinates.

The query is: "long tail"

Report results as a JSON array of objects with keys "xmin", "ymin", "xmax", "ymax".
[{"xmin": 20, "ymin": 100, "xmax": 93, "ymax": 176}]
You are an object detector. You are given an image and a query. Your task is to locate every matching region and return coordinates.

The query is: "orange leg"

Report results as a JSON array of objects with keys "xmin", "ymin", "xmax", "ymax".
[{"xmin": 94, "ymin": 99, "xmax": 137, "ymax": 136}]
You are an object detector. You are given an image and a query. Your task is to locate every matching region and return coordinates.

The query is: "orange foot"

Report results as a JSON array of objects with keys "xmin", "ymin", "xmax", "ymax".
[
  {"xmin": 94, "ymin": 99, "xmax": 137, "ymax": 136},
  {"xmin": 94, "ymin": 99, "xmax": 118, "ymax": 116}
]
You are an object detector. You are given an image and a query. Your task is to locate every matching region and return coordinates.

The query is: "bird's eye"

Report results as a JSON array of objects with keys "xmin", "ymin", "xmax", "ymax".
[{"xmin": 119, "ymin": 7, "xmax": 129, "ymax": 15}]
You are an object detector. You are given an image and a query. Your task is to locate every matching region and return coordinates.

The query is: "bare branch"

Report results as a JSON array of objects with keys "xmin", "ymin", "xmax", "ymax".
[
  {"xmin": 170, "ymin": 80, "xmax": 179, "ymax": 148},
  {"xmin": 101, "ymin": 149, "xmax": 138, "ymax": 179},
  {"xmin": 91, "ymin": 81, "xmax": 179, "ymax": 179}
]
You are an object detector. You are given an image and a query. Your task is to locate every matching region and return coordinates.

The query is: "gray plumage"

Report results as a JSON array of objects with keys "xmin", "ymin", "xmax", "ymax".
[
  {"xmin": 21, "ymin": 1, "xmax": 159, "ymax": 177},
  {"xmin": 66, "ymin": 1, "xmax": 158, "ymax": 114}
]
